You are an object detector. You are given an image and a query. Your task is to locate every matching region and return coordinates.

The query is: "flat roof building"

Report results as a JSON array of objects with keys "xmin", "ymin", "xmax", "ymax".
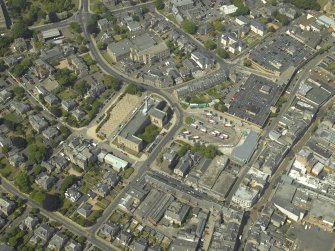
[
  {"xmin": 232, "ymin": 184, "xmax": 259, "ymax": 208},
  {"xmin": 231, "ymin": 130, "xmax": 259, "ymax": 164},
  {"xmin": 107, "ymin": 33, "xmax": 169, "ymax": 64},
  {"xmin": 104, "ymin": 153, "xmax": 129, "ymax": 172},
  {"xmin": 41, "ymin": 28, "xmax": 62, "ymax": 41}
]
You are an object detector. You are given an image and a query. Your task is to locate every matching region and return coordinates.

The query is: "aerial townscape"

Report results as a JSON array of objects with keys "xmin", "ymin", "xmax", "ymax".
[{"xmin": 0, "ymin": 0, "xmax": 335, "ymax": 250}]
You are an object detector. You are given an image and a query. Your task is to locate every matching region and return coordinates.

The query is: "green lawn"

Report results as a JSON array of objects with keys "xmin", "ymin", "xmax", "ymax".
[
  {"xmin": 90, "ymin": 0, "xmax": 102, "ymax": 13},
  {"xmin": 244, "ymin": 32, "xmax": 262, "ymax": 47},
  {"xmin": 3, "ymin": 113, "xmax": 23, "ymax": 123},
  {"xmin": 81, "ymin": 53, "xmax": 95, "ymax": 66},
  {"xmin": 207, "ymin": 82, "xmax": 231, "ymax": 99},
  {"xmin": 58, "ymin": 89, "xmax": 78, "ymax": 99},
  {"xmin": 72, "ymin": 0, "xmax": 80, "ymax": 10},
  {"xmin": 102, "ymin": 52, "xmax": 114, "ymax": 66},
  {"xmin": 189, "ymin": 95, "xmax": 211, "ymax": 104},
  {"xmin": 318, "ymin": 0, "xmax": 329, "ymax": 8},
  {"xmin": 122, "ymin": 167, "xmax": 134, "ymax": 179},
  {"xmin": 114, "ymin": 35, "xmax": 123, "ymax": 41},
  {"xmin": 0, "ymin": 159, "xmax": 16, "ymax": 180}
]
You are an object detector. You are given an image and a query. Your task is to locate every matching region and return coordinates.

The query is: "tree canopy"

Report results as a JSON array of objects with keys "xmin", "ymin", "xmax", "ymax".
[
  {"xmin": 138, "ymin": 124, "xmax": 161, "ymax": 144},
  {"xmin": 10, "ymin": 136, "xmax": 27, "ymax": 149},
  {"xmin": 212, "ymin": 20, "xmax": 224, "ymax": 32},
  {"xmin": 216, "ymin": 48, "xmax": 229, "ymax": 59},
  {"xmin": 50, "ymin": 106, "xmax": 62, "ymax": 117},
  {"xmin": 54, "ymin": 69, "xmax": 77, "ymax": 87},
  {"xmin": 48, "ymin": 11, "xmax": 59, "ymax": 23},
  {"xmin": 69, "ymin": 22, "xmax": 82, "ymax": 33},
  {"xmin": 204, "ymin": 40, "xmax": 217, "ymax": 50},
  {"xmin": 0, "ymin": 37, "xmax": 11, "ymax": 57},
  {"xmin": 177, "ymin": 143, "xmax": 219, "ymax": 158},
  {"xmin": 86, "ymin": 15, "xmax": 99, "ymax": 35},
  {"xmin": 27, "ymin": 143, "xmax": 47, "ymax": 163},
  {"xmin": 10, "ymin": 22, "xmax": 32, "ymax": 39},
  {"xmin": 181, "ymin": 20, "xmax": 197, "ymax": 34},
  {"xmin": 74, "ymin": 80, "xmax": 89, "ymax": 95},
  {"xmin": 214, "ymin": 102, "xmax": 228, "ymax": 112},
  {"xmin": 42, "ymin": 194, "xmax": 62, "ymax": 211},
  {"xmin": 11, "ymin": 58, "xmax": 32, "ymax": 77},
  {"xmin": 103, "ymin": 75, "xmax": 122, "ymax": 91},
  {"xmin": 125, "ymin": 83, "xmax": 144, "ymax": 95},
  {"xmin": 292, "ymin": 0, "xmax": 320, "ymax": 10},
  {"xmin": 154, "ymin": 0, "xmax": 165, "ymax": 10},
  {"xmin": 12, "ymin": 86, "xmax": 25, "ymax": 99},
  {"xmin": 15, "ymin": 171, "xmax": 31, "ymax": 193},
  {"xmin": 60, "ymin": 175, "xmax": 78, "ymax": 194},
  {"xmin": 275, "ymin": 12, "xmax": 289, "ymax": 26},
  {"xmin": 231, "ymin": 0, "xmax": 250, "ymax": 16},
  {"xmin": 185, "ymin": 116, "xmax": 193, "ymax": 125}
]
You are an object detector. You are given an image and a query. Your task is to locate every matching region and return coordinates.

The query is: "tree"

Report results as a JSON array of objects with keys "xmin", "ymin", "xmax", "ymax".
[
  {"xmin": 231, "ymin": 0, "xmax": 250, "ymax": 16},
  {"xmin": 69, "ymin": 22, "xmax": 82, "ymax": 33},
  {"xmin": 87, "ymin": 22, "xmax": 99, "ymax": 35},
  {"xmin": 181, "ymin": 20, "xmax": 197, "ymax": 34},
  {"xmin": 79, "ymin": 44, "xmax": 89, "ymax": 53},
  {"xmin": 177, "ymin": 144, "xmax": 191, "ymax": 157},
  {"xmin": 15, "ymin": 171, "xmax": 31, "ymax": 193},
  {"xmin": 54, "ymin": 69, "xmax": 76, "ymax": 87},
  {"xmin": 138, "ymin": 124, "xmax": 161, "ymax": 144},
  {"xmin": 10, "ymin": 136, "xmax": 27, "ymax": 149},
  {"xmin": 275, "ymin": 12, "xmax": 289, "ymax": 26},
  {"xmin": 204, "ymin": 40, "xmax": 217, "ymax": 50},
  {"xmin": 212, "ymin": 20, "xmax": 224, "ymax": 32},
  {"xmin": 0, "ymin": 59, "xmax": 6, "ymax": 72},
  {"xmin": 1, "ymin": 146, "xmax": 9, "ymax": 154},
  {"xmin": 185, "ymin": 116, "xmax": 193, "ymax": 125},
  {"xmin": 97, "ymin": 41, "xmax": 107, "ymax": 50},
  {"xmin": 243, "ymin": 58, "xmax": 252, "ymax": 67},
  {"xmin": 30, "ymin": 190, "xmax": 46, "ymax": 204},
  {"xmin": 59, "ymin": 125, "xmax": 71, "ymax": 139},
  {"xmin": 42, "ymin": 194, "xmax": 62, "ymax": 211},
  {"xmin": 104, "ymin": 75, "xmax": 122, "ymax": 91},
  {"xmin": 86, "ymin": 15, "xmax": 99, "ymax": 35},
  {"xmin": 216, "ymin": 48, "xmax": 229, "ymax": 59},
  {"xmin": 12, "ymin": 86, "xmax": 25, "ymax": 99},
  {"xmin": 105, "ymin": 12, "xmax": 116, "ymax": 23},
  {"xmin": 133, "ymin": 15, "xmax": 140, "ymax": 22},
  {"xmin": 192, "ymin": 143, "xmax": 218, "ymax": 158},
  {"xmin": 10, "ymin": 22, "xmax": 32, "ymax": 39},
  {"xmin": 214, "ymin": 102, "xmax": 228, "ymax": 112},
  {"xmin": 292, "ymin": 0, "xmax": 320, "ymax": 10},
  {"xmin": 142, "ymin": 7, "xmax": 149, "ymax": 15},
  {"xmin": 125, "ymin": 83, "xmax": 143, "ymax": 95},
  {"xmin": 50, "ymin": 106, "xmax": 62, "ymax": 117},
  {"xmin": 48, "ymin": 11, "xmax": 59, "ymax": 23},
  {"xmin": 74, "ymin": 80, "xmax": 89, "ymax": 95},
  {"xmin": 92, "ymin": 1, "xmax": 108, "ymax": 13},
  {"xmin": 154, "ymin": 0, "xmax": 165, "ymax": 10},
  {"xmin": 11, "ymin": 58, "xmax": 32, "ymax": 77},
  {"xmin": 32, "ymin": 165, "xmax": 45, "ymax": 176},
  {"xmin": 0, "ymin": 36, "xmax": 11, "ymax": 57},
  {"xmin": 3, "ymin": 119, "xmax": 16, "ymax": 131},
  {"xmin": 60, "ymin": 176, "xmax": 78, "ymax": 194},
  {"xmin": 27, "ymin": 143, "xmax": 47, "ymax": 163}
]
